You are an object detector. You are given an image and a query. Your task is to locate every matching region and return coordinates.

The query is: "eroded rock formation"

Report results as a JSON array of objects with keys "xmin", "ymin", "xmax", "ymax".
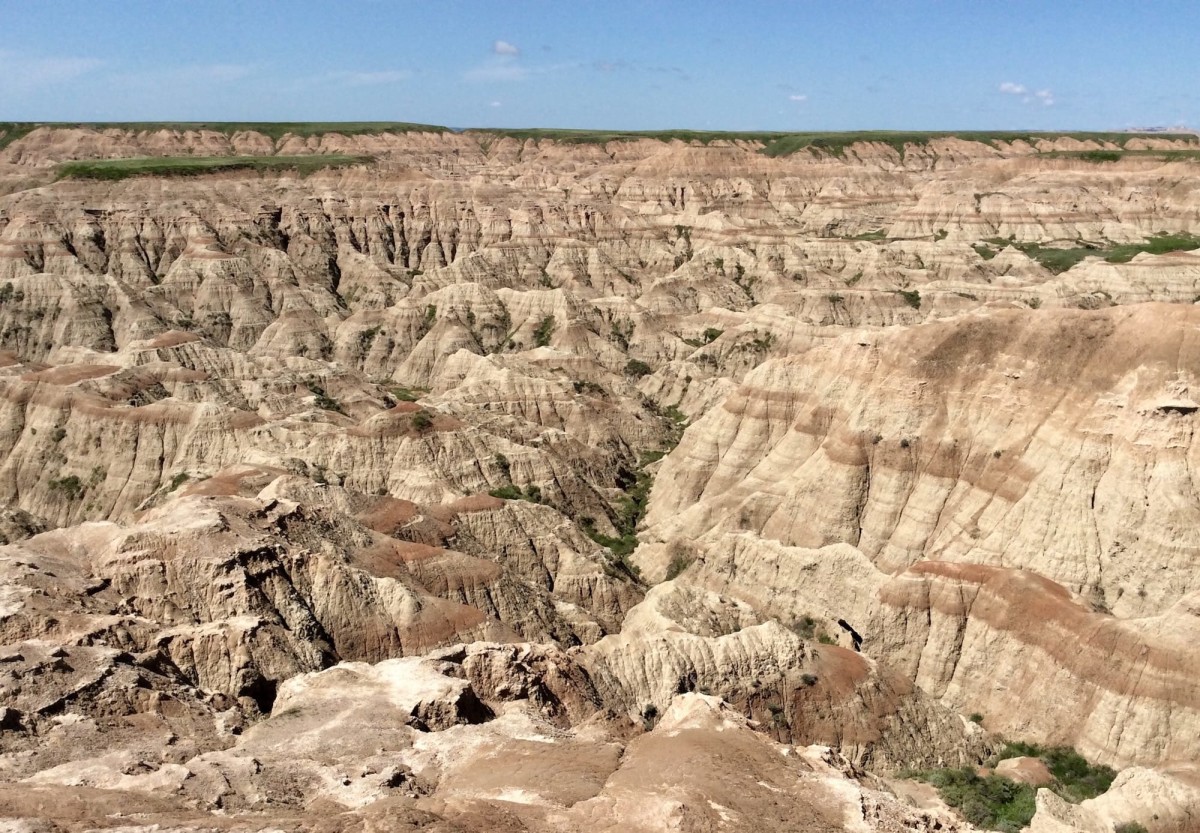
[{"xmin": 1, "ymin": 124, "xmax": 1199, "ymax": 831}]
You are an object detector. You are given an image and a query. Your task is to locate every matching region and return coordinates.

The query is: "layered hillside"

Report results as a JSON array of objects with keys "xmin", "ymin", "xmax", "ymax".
[{"xmin": 1, "ymin": 124, "xmax": 1199, "ymax": 832}]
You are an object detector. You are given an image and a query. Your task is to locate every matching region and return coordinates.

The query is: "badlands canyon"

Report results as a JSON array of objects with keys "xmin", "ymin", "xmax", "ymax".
[{"xmin": 0, "ymin": 123, "xmax": 1198, "ymax": 832}]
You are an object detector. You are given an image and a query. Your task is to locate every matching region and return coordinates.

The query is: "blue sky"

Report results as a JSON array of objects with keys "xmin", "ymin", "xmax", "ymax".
[{"xmin": 1, "ymin": 0, "xmax": 1197, "ymax": 131}]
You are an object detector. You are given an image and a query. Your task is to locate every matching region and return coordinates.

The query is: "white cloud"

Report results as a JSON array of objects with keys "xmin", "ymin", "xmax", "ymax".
[
  {"xmin": 490, "ymin": 100, "xmax": 502, "ymax": 107},
  {"xmin": 0, "ymin": 50, "xmax": 103, "ymax": 93},
  {"xmin": 1000, "ymin": 81, "xmax": 1055, "ymax": 106},
  {"xmin": 493, "ymin": 40, "xmax": 520, "ymax": 56},
  {"xmin": 789, "ymin": 94, "xmax": 808, "ymax": 102}
]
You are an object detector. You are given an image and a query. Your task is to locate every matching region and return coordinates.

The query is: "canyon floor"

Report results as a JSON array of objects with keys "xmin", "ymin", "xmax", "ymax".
[{"xmin": 0, "ymin": 124, "xmax": 1198, "ymax": 832}]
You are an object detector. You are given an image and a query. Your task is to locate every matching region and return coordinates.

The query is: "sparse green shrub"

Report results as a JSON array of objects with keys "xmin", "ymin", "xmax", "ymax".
[
  {"xmin": 609, "ymin": 318, "xmax": 634, "ymax": 350},
  {"xmin": 49, "ymin": 475, "xmax": 84, "ymax": 500},
  {"xmin": 306, "ymin": 383, "xmax": 344, "ymax": 414},
  {"xmin": 624, "ymin": 359, "xmax": 652, "ymax": 378},
  {"xmin": 970, "ymin": 712, "xmax": 985, "ymax": 724},
  {"xmin": 746, "ymin": 331, "xmax": 776, "ymax": 352},
  {"xmin": 51, "ymin": 427, "xmax": 66, "ymax": 443},
  {"xmin": 410, "ymin": 410, "xmax": 434, "ymax": 432},
  {"xmin": 533, "ymin": 315, "xmax": 556, "ymax": 347},
  {"xmin": 801, "ymin": 673, "xmax": 819, "ymax": 686},
  {"xmin": 389, "ymin": 385, "xmax": 422, "ymax": 402},
  {"xmin": 358, "ymin": 325, "xmax": 381, "ymax": 350},
  {"xmin": 493, "ymin": 453, "xmax": 511, "ymax": 481},
  {"xmin": 850, "ymin": 229, "xmax": 887, "ymax": 241},
  {"xmin": 167, "ymin": 472, "xmax": 190, "ymax": 492},
  {"xmin": 792, "ymin": 616, "xmax": 818, "ymax": 638},
  {"xmin": 572, "ymin": 379, "xmax": 606, "ymax": 396},
  {"xmin": 665, "ymin": 551, "xmax": 694, "ymax": 580},
  {"xmin": 897, "ymin": 289, "xmax": 922, "ymax": 309},
  {"xmin": 488, "ymin": 484, "xmax": 523, "ymax": 500},
  {"xmin": 1114, "ymin": 823, "xmax": 1149, "ymax": 833}
]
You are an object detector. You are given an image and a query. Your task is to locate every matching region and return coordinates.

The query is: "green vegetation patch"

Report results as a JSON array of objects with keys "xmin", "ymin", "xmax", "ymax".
[
  {"xmin": 1046, "ymin": 148, "xmax": 1200, "ymax": 163},
  {"xmin": 2, "ymin": 121, "xmax": 445, "ymax": 149},
  {"xmin": 907, "ymin": 742, "xmax": 1117, "ymax": 831},
  {"xmin": 991, "ymin": 742, "xmax": 1115, "ymax": 803},
  {"xmin": 57, "ymin": 154, "xmax": 374, "ymax": 181},
  {"xmin": 1013, "ymin": 232, "xmax": 1200, "ymax": 274},
  {"xmin": 469, "ymin": 127, "xmax": 1198, "ymax": 159},
  {"xmin": 909, "ymin": 768, "xmax": 1036, "ymax": 832}
]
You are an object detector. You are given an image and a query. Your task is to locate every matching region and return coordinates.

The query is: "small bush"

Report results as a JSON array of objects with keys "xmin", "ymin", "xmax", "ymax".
[
  {"xmin": 493, "ymin": 453, "xmax": 511, "ymax": 481},
  {"xmin": 1114, "ymin": 823, "xmax": 1149, "ymax": 833},
  {"xmin": 665, "ymin": 551, "xmax": 694, "ymax": 580},
  {"xmin": 306, "ymin": 383, "xmax": 344, "ymax": 414},
  {"xmin": 49, "ymin": 475, "xmax": 84, "ymax": 500},
  {"xmin": 625, "ymin": 359, "xmax": 652, "ymax": 378},
  {"xmin": 969, "ymin": 712, "xmax": 985, "ymax": 724},
  {"xmin": 410, "ymin": 410, "xmax": 434, "ymax": 432},
  {"xmin": 897, "ymin": 289, "xmax": 922, "ymax": 309},
  {"xmin": 488, "ymin": 484, "xmax": 523, "ymax": 500},
  {"xmin": 572, "ymin": 379, "xmax": 606, "ymax": 396},
  {"xmin": 801, "ymin": 673, "xmax": 819, "ymax": 686},
  {"xmin": 791, "ymin": 616, "xmax": 817, "ymax": 638},
  {"xmin": 533, "ymin": 315, "xmax": 556, "ymax": 347},
  {"xmin": 51, "ymin": 427, "xmax": 66, "ymax": 443},
  {"xmin": 167, "ymin": 472, "xmax": 190, "ymax": 492}
]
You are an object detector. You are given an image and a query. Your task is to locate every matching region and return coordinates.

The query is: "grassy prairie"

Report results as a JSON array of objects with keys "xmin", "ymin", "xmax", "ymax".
[
  {"xmin": 470, "ymin": 127, "xmax": 1199, "ymax": 158},
  {"xmin": 5, "ymin": 121, "xmax": 1198, "ymax": 161},
  {"xmin": 57, "ymin": 154, "xmax": 374, "ymax": 181},
  {"xmin": 0, "ymin": 121, "xmax": 446, "ymax": 150}
]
